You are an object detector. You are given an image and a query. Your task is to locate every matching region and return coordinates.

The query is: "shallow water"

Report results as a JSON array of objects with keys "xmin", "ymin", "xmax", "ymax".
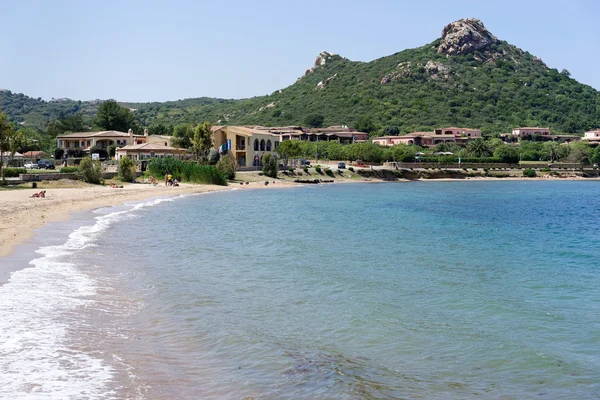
[{"xmin": 1, "ymin": 181, "xmax": 600, "ymax": 399}]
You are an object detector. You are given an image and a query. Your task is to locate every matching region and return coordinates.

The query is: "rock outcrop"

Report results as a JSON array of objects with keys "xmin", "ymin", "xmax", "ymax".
[
  {"xmin": 316, "ymin": 73, "xmax": 338, "ymax": 89},
  {"xmin": 381, "ymin": 61, "xmax": 451, "ymax": 84},
  {"xmin": 437, "ymin": 18, "xmax": 497, "ymax": 56}
]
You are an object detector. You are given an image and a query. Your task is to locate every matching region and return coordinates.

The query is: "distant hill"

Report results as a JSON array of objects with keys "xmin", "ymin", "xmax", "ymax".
[{"xmin": 2, "ymin": 18, "xmax": 599, "ymax": 135}]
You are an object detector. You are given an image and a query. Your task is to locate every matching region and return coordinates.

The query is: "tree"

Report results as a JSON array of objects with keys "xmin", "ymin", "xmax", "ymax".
[
  {"xmin": 216, "ymin": 154, "xmax": 237, "ymax": 180},
  {"xmin": 79, "ymin": 156, "xmax": 103, "ymax": 184},
  {"xmin": 89, "ymin": 145, "xmax": 108, "ymax": 159},
  {"xmin": 466, "ymin": 138, "xmax": 492, "ymax": 158},
  {"xmin": 95, "ymin": 100, "xmax": 136, "ymax": 132},
  {"xmin": 304, "ymin": 114, "xmax": 324, "ymax": 128},
  {"xmin": 543, "ymin": 141, "xmax": 568, "ymax": 162},
  {"xmin": 117, "ymin": 155, "xmax": 136, "ymax": 182},
  {"xmin": 171, "ymin": 124, "xmax": 195, "ymax": 149},
  {"xmin": 276, "ymin": 140, "xmax": 302, "ymax": 166},
  {"xmin": 383, "ymin": 126, "xmax": 400, "ymax": 136},
  {"xmin": 46, "ymin": 114, "xmax": 88, "ymax": 137},
  {"xmin": 567, "ymin": 142, "xmax": 591, "ymax": 172},
  {"xmin": 560, "ymin": 69, "xmax": 571, "ymax": 77},
  {"xmin": 262, "ymin": 154, "xmax": 278, "ymax": 178},
  {"xmin": 0, "ymin": 112, "xmax": 17, "ymax": 179},
  {"xmin": 354, "ymin": 114, "xmax": 376, "ymax": 133},
  {"xmin": 493, "ymin": 145, "xmax": 519, "ymax": 163},
  {"xmin": 192, "ymin": 121, "xmax": 213, "ymax": 162}
]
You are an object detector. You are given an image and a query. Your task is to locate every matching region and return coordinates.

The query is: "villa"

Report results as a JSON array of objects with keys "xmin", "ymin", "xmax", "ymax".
[
  {"xmin": 56, "ymin": 129, "xmax": 174, "ymax": 153},
  {"xmin": 373, "ymin": 127, "xmax": 481, "ymax": 147},
  {"xmin": 212, "ymin": 126, "xmax": 281, "ymax": 167},
  {"xmin": 116, "ymin": 143, "xmax": 188, "ymax": 161},
  {"xmin": 277, "ymin": 126, "xmax": 369, "ymax": 143},
  {"xmin": 583, "ymin": 130, "xmax": 600, "ymax": 142},
  {"xmin": 512, "ymin": 127, "xmax": 552, "ymax": 137}
]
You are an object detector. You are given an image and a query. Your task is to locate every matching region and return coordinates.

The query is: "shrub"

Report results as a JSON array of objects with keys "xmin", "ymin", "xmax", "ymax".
[
  {"xmin": 325, "ymin": 168, "xmax": 334, "ymax": 177},
  {"xmin": 216, "ymin": 155, "xmax": 236, "ymax": 180},
  {"xmin": 149, "ymin": 157, "xmax": 226, "ymax": 185},
  {"xmin": 315, "ymin": 166, "xmax": 322, "ymax": 174},
  {"xmin": 288, "ymin": 167, "xmax": 295, "ymax": 172},
  {"xmin": 118, "ymin": 156, "xmax": 136, "ymax": 182},
  {"xmin": 89, "ymin": 146, "xmax": 108, "ymax": 159},
  {"xmin": 54, "ymin": 148, "xmax": 64, "ymax": 160},
  {"xmin": 79, "ymin": 156, "xmax": 103, "ymax": 184},
  {"xmin": 2, "ymin": 168, "xmax": 26, "ymax": 178},
  {"xmin": 60, "ymin": 166, "xmax": 79, "ymax": 173},
  {"xmin": 261, "ymin": 154, "xmax": 278, "ymax": 178},
  {"xmin": 303, "ymin": 166, "xmax": 309, "ymax": 173},
  {"xmin": 541, "ymin": 167, "xmax": 551, "ymax": 172},
  {"xmin": 523, "ymin": 168, "xmax": 537, "ymax": 178},
  {"xmin": 348, "ymin": 166, "xmax": 354, "ymax": 172}
]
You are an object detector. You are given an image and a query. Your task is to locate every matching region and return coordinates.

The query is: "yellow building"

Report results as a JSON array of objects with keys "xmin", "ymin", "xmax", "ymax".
[{"xmin": 212, "ymin": 126, "xmax": 280, "ymax": 167}]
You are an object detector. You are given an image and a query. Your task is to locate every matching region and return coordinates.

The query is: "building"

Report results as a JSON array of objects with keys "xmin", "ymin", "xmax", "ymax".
[
  {"xmin": 512, "ymin": 127, "xmax": 552, "ymax": 137},
  {"xmin": 22, "ymin": 150, "xmax": 49, "ymax": 161},
  {"xmin": 584, "ymin": 130, "xmax": 600, "ymax": 140},
  {"xmin": 116, "ymin": 143, "xmax": 188, "ymax": 161},
  {"xmin": 277, "ymin": 126, "xmax": 369, "ymax": 143},
  {"xmin": 56, "ymin": 129, "xmax": 174, "ymax": 154},
  {"xmin": 212, "ymin": 126, "xmax": 280, "ymax": 167},
  {"xmin": 1, "ymin": 151, "xmax": 24, "ymax": 167},
  {"xmin": 434, "ymin": 127, "xmax": 482, "ymax": 138},
  {"xmin": 373, "ymin": 130, "xmax": 480, "ymax": 147}
]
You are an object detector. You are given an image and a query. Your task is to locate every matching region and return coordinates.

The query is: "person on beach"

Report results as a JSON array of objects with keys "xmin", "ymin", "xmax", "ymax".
[
  {"xmin": 30, "ymin": 190, "xmax": 46, "ymax": 198},
  {"xmin": 164, "ymin": 173, "xmax": 168, "ymax": 186},
  {"xmin": 167, "ymin": 174, "xmax": 173, "ymax": 186}
]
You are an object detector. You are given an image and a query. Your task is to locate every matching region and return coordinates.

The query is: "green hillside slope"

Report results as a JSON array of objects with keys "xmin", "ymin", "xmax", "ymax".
[{"xmin": 2, "ymin": 19, "xmax": 599, "ymax": 135}]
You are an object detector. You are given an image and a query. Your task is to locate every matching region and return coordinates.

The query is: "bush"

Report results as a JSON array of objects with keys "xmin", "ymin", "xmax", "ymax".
[
  {"xmin": 325, "ymin": 168, "xmax": 334, "ymax": 177},
  {"xmin": 262, "ymin": 154, "xmax": 278, "ymax": 178},
  {"xmin": 216, "ymin": 155, "xmax": 236, "ymax": 180},
  {"xmin": 2, "ymin": 168, "xmax": 26, "ymax": 178},
  {"xmin": 523, "ymin": 168, "xmax": 537, "ymax": 178},
  {"xmin": 303, "ymin": 166, "xmax": 309, "ymax": 173},
  {"xmin": 79, "ymin": 156, "xmax": 103, "ymax": 184},
  {"xmin": 117, "ymin": 156, "xmax": 136, "ymax": 182},
  {"xmin": 148, "ymin": 158, "xmax": 227, "ymax": 185},
  {"xmin": 54, "ymin": 148, "xmax": 64, "ymax": 160},
  {"xmin": 541, "ymin": 167, "xmax": 551, "ymax": 172},
  {"xmin": 315, "ymin": 166, "xmax": 322, "ymax": 174},
  {"xmin": 60, "ymin": 166, "xmax": 79, "ymax": 173},
  {"xmin": 348, "ymin": 166, "xmax": 354, "ymax": 172},
  {"xmin": 89, "ymin": 146, "xmax": 108, "ymax": 159}
]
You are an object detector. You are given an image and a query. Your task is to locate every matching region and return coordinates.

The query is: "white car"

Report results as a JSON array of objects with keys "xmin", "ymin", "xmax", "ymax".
[{"xmin": 24, "ymin": 162, "xmax": 37, "ymax": 169}]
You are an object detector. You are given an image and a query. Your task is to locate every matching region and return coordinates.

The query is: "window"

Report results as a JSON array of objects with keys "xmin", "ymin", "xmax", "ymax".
[
  {"xmin": 254, "ymin": 139, "xmax": 259, "ymax": 151},
  {"xmin": 274, "ymin": 141, "xmax": 279, "ymax": 148},
  {"xmin": 260, "ymin": 139, "xmax": 266, "ymax": 151},
  {"xmin": 266, "ymin": 140, "xmax": 272, "ymax": 151}
]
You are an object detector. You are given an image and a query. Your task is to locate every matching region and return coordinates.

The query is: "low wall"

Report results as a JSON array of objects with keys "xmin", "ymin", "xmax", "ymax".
[{"xmin": 19, "ymin": 172, "xmax": 138, "ymax": 181}]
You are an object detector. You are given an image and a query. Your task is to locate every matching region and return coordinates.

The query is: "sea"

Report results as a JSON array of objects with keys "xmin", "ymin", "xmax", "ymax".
[{"xmin": 1, "ymin": 181, "xmax": 599, "ymax": 399}]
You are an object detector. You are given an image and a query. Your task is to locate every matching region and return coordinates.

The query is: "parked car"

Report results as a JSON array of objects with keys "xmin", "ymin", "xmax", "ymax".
[
  {"xmin": 354, "ymin": 160, "xmax": 365, "ymax": 167},
  {"xmin": 300, "ymin": 159, "xmax": 311, "ymax": 166},
  {"xmin": 37, "ymin": 159, "xmax": 55, "ymax": 170},
  {"xmin": 337, "ymin": 162, "xmax": 346, "ymax": 169},
  {"xmin": 24, "ymin": 161, "xmax": 37, "ymax": 169}
]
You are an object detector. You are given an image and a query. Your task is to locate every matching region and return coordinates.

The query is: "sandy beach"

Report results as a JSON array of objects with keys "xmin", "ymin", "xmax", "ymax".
[{"xmin": 0, "ymin": 182, "xmax": 235, "ymax": 257}]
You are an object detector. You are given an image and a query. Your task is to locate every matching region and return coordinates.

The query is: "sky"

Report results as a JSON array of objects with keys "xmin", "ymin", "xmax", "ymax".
[{"xmin": 1, "ymin": 0, "xmax": 599, "ymax": 102}]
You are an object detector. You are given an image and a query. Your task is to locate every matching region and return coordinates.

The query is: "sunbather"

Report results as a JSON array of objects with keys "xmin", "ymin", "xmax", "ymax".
[{"xmin": 30, "ymin": 190, "xmax": 46, "ymax": 198}]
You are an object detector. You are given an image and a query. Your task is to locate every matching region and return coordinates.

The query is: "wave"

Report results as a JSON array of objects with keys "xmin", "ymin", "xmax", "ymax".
[{"xmin": 0, "ymin": 196, "xmax": 180, "ymax": 399}]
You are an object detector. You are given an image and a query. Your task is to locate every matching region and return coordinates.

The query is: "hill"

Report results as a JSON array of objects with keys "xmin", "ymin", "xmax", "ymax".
[{"xmin": 2, "ymin": 18, "xmax": 599, "ymax": 135}]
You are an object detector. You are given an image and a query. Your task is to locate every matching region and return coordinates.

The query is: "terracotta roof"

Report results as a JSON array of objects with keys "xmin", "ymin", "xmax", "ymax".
[
  {"xmin": 22, "ymin": 151, "xmax": 48, "ymax": 157},
  {"xmin": 57, "ymin": 130, "xmax": 144, "ymax": 138},
  {"xmin": 119, "ymin": 143, "xmax": 185, "ymax": 151},
  {"xmin": 514, "ymin": 127, "xmax": 550, "ymax": 130}
]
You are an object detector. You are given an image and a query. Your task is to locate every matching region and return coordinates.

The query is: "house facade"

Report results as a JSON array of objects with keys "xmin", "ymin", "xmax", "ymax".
[
  {"xmin": 434, "ymin": 127, "xmax": 482, "ymax": 138},
  {"xmin": 57, "ymin": 129, "xmax": 149, "ymax": 153},
  {"xmin": 512, "ymin": 127, "xmax": 552, "ymax": 137},
  {"xmin": 116, "ymin": 143, "xmax": 188, "ymax": 161},
  {"xmin": 212, "ymin": 126, "xmax": 280, "ymax": 167}
]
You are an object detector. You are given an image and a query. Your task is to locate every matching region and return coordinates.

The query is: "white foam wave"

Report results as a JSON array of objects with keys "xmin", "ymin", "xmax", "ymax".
[{"xmin": 0, "ymin": 195, "xmax": 178, "ymax": 399}]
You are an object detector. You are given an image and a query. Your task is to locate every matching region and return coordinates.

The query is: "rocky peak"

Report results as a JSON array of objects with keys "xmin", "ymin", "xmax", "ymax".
[
  {"xmin": 314, "ymin": 51, "xmax": 335, "ymax": 67},
  {"xmin": 437, "ymin": 18, "xmax": 497, "ymax": 56}
]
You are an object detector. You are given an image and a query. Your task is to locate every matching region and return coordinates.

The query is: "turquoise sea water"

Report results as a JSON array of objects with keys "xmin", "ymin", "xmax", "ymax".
[{"xmin": 1, "ymin": 181, "xmax": 600, "ymax": 399}]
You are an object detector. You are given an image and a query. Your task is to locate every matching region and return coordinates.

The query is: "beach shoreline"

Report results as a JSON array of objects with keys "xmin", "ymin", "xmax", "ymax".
[{"xmin": 1, "ymin": 174, "xmax": 597, "ymax": 259}]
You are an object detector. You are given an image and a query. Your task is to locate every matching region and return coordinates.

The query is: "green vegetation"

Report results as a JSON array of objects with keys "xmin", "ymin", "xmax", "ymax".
[
  {"xmin": 95, "ymin": 100, "xmax": 137, "ymax": 132},
  {"xmin": 216, "ymin": 154, "xmax": 237, "ymax": 180},
  {"xmin": 523, "ymin": 168, "xmax": 537, "ymax": 177},
  {"xmin": 192, "ymin": 121, "xmax": 213, "ymax": 162},
  {"xmin": 79, "ymin": 156, "xmax": 103, "ymax": 184},
  {"xmin": 2, "ymin": 167, "xmax": 26, "ymax": 178},
  {"xmin": 59, "ymin": 166, "xmax": 79, "ymax": 173},
  {"xmin": 261, "ymin": 154, "xmax": 278, "ymax": 178},
  {"xmin": 148, "ymin": 158, "xmax": 227, "ymax": 185},
  {"xmin": 117, "ymin": 156, "xmax": 136, "ymax": 182}
]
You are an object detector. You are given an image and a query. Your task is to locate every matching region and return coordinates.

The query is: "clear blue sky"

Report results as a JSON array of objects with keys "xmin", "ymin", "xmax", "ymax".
[{"xmin": 1, "ymin": 0, "xmax": 598, "ymax": 102}]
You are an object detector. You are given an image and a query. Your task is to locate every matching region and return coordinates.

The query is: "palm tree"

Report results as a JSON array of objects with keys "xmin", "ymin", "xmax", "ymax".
[{"xmin": 465, "ymin": 138, "xmax": 492, "ymax": 158}]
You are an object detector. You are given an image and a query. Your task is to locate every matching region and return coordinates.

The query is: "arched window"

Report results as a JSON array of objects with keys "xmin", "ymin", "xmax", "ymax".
[
  {"xmin": 266, "ymin": 140, "xmax": 272, "ymax": 151},
  {"xmin": 260, "ymin": 139, "xmax": 266, "ymax": 151},
  {"xmin": 254, "ymin": 139, "xmax": 259, "ymax": 151}
]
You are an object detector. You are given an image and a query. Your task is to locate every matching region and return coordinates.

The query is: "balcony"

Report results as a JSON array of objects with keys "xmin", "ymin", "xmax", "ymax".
[{"xmin": 236, "ymin": 145, "xmax": 246, "ymax": 151}]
